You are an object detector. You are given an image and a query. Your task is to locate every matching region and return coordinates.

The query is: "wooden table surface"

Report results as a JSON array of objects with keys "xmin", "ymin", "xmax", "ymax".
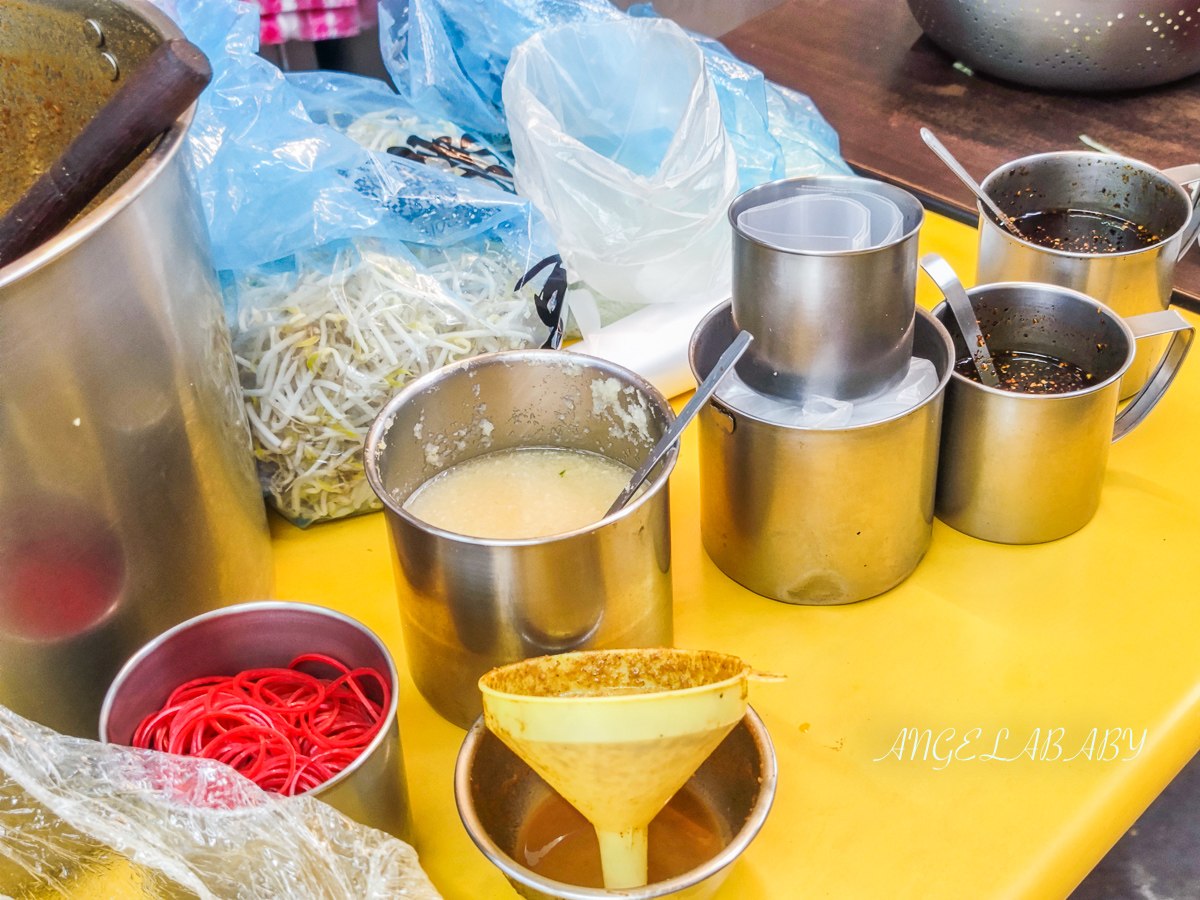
[{"xmin": 722, "ymin": 0, "xmax": 1200, "ymax": 310}]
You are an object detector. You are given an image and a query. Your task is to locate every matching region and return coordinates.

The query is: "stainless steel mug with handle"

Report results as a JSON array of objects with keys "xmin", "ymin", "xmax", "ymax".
[
  {"xmin": 933, "ymin": 281, "xmax": 1194, "ymax": 545},
  {"xmin": 976, "ymin": 152, "xmax": 1200, "ymax": 397}
]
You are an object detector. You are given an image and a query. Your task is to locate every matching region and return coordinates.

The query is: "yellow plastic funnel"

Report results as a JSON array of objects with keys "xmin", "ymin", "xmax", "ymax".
[{"xmin": 479, "ymin": 648, "xmax": 750, "ymax": 890}]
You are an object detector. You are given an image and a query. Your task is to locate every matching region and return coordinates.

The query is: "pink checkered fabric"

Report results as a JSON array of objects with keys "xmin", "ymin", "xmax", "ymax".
[
  {"xmin": 253, "ymin": 0, "xmax": 376, "ymax": 44},
  {"xmin": 257, "ymin": 0, "xmax": 356, "ymax": 15}
]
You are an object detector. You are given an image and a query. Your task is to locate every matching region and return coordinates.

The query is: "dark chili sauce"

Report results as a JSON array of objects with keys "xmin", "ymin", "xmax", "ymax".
[
  {"xmin": 1011, "ymin": 208, "xmax": 1159, "ymax": 253},
  {"xmin": 955, "ymin": 350, "xmax": 1095, "ymax": 394}
]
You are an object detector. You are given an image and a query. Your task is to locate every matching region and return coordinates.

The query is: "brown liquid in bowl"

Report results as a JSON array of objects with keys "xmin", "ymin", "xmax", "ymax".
[
  {"xmin": 0, "ymin": 1, "xmax": 161, "ymax": 225},
  {"xmin": 516, "ymin": 786, "xmax": 726, "ymax": 887}
]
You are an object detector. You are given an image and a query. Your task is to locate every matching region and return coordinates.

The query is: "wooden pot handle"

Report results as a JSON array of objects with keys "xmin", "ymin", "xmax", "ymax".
[{"xmin": 0, "ymin": 38, "xmax": 212, "ymax": 269}]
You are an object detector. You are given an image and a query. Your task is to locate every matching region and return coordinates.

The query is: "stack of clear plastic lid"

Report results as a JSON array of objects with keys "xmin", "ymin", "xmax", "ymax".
[
  {"xmin": 735, "ymin": 185, "xmax": 904, "ymax": 252},
  {"xmin": 716, "ymin": 358, "xmax": 939, "ymax": 428}
]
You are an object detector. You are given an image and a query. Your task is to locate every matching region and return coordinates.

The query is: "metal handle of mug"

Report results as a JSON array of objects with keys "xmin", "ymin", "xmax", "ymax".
[
  {"xmin": 1163, "ymin": 164, "xmax": 1200, "ymax": 262},
  {"xmin": 1113, "ymin": 309, "xmax": 1195, "ymax": 442}
]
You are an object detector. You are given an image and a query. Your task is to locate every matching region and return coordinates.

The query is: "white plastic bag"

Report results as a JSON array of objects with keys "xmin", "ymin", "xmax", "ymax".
[
  {"xmin": 503, "ymin": 17, "xmax": 740, "ymax": 310},
  {"xmin": 569, "ymin": 296, "xmax": 726, "ymax": 398}
]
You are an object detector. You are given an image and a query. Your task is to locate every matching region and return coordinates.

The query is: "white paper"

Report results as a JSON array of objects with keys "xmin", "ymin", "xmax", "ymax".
[{"xmin": 570, "ymin": 296, "xmax": 726, "ymax": 398}]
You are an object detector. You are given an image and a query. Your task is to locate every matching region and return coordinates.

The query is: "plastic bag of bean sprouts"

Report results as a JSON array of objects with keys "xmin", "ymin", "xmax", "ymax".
[
  {"xmin": 0, "ymin": 704, "xmax": 443, "ymax": 900},
  {"xmin": 225, "ymin": 227, "xmax": 559, "ymax": 526},
  {"xmin": 150, "ymin": 0, "xmax": 564, "ymax": 526}
]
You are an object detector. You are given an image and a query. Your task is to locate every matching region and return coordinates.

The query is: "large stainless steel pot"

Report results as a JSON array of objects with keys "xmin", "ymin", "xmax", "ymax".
[{"xmin": 0, "ymin": 0, "xmax": 273, "ymax": 739}]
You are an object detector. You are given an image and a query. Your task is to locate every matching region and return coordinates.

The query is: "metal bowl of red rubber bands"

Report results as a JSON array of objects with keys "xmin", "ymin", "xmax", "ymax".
[{"xmin": 99, "ymin": 601, "xmax": 411, "ymax": 840}]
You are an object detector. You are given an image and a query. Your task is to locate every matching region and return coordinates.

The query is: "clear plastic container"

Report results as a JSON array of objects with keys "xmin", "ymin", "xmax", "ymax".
[
  {"xmin": 716, "ymin": 357, "xmax": 940, "ymax": 428},
  {"xmin": 735, "ymin": 186, "xmax": 903, "ymax": 252}
]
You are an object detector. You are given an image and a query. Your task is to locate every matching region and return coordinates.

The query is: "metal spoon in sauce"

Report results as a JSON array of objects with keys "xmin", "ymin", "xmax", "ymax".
[
  {"xmin": 920, "ymin": 127, "xmax": 1025, "ymax": 240},
  {"xmin": 920, "ymin": 253, "xmax": 1001, "ymax": 389},
  {"xmin": 606, "ymin": 330, "xmax": 753, "ymax": 516}
]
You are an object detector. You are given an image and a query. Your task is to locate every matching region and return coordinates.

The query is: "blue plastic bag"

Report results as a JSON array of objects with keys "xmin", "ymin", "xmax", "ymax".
[
  {"xmin": 287, "ymin": 70, "xmax": 516, "ymax": 193},
  {"xmin": 378, "ymin": 0, "xmax": 850, "ymax": 190},
  {"xmin": 148, "ymin": 0, "xmax": 563, "ymax": 525},
  {"xmin": 379, "ymin": 0, "xmax": 619, "ymax": 142},
  {"xmin": 678, "ymin": 24, "xmax": 852, "ymax": 187}
]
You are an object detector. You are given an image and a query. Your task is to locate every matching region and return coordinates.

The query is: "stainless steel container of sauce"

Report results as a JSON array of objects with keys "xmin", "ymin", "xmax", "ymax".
[
  {"xmin": 364, "ymin": 350, "xmax": 676, "ymax": 729},
  {"xmin": 976, "ymin": 151, "xmax": 1200, "ymax": 397},
  {"xmin": 455, "ymin": 709, "xmax": 776, "ymax": 900},
  {"xmin": 934, "ymin": 282, "xmax": 1193, "ymax": 544},
  {"xmin": 691, "ymin": 303, "xmax": 953, "ymax": 605}
]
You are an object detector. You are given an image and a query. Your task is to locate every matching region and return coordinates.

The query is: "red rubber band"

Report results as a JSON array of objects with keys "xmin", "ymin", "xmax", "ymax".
[{"xmin": 130, "ymin": 655, "xmax": 389, "ymax": 797}]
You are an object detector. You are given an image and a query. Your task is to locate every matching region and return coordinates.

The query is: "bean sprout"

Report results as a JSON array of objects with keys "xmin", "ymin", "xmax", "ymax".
[{"xmin": 231, "ymin": 239, "xmax": 539, "ymax": 525}]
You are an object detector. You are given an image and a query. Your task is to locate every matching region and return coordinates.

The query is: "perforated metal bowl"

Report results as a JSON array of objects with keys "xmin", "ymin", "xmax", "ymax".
[{"xmin": 907, "ymin": 0, "xmax": 1200, "ymax": 91}]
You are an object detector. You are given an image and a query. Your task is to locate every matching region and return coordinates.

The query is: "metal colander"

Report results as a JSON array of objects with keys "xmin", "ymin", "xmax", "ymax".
[{"xmin": 906, "ymin": 0, "xmax": 1200, "ymax": 91}]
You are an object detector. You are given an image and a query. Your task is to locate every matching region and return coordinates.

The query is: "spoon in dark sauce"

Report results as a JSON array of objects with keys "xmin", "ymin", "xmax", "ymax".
[
  {"xmin": 954, "ymin": 350, "xmax": 1095, "ymax": 394},
  {"xmin": 920, "ymin": 128, "xmax": 1025, "ymax": 240}
]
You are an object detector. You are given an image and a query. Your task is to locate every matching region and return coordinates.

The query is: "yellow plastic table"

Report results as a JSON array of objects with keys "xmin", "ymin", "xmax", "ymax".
[{"xmin": 272, "ymin": 213, "xmax": 1200, "ymax": 900}]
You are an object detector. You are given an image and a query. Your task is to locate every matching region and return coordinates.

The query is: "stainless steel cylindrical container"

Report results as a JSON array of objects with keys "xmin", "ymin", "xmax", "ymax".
[
  {"xmin": 99, "ymin": 602, "xmax": 411, "ymax": 841},
  {"xmin": 364, "ymin": 351, "xmax": 676, "ymax": 730},
  {"xmin": 976, "ymin": 153, "xmax": 1200, "ymax": 397},
  {"xmin": 934, "ymin": 283, "xmax": 1194, "ymax": 544},
  {"xmin": 0, "ymin": 0, "xmax": 272, "ymax": 740},
  {"xmin": 690, "ymin": 303, "xmax": 953, "ymax": 605},
  {"xmin": 455, "ymin": 709, "xmax": 776, "ymax": 900},
  {"xmin": 730, "ymin": 176, "xmax": 924, "ymax": 401}
]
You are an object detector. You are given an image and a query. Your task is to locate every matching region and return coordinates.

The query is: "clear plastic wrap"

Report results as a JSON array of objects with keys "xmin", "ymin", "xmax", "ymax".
[{"xmin": 0, "ymin": 706, "xmax": 441, "ymax": 900}]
